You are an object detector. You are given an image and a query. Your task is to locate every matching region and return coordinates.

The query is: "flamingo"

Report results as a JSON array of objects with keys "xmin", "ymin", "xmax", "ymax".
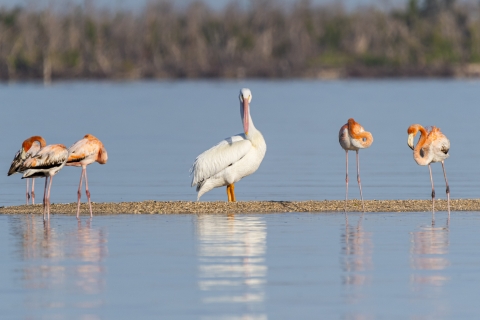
[
  {"xmin": 407, "ymin": 124, "xmax": 450, "ymax": 215},
  {"xmin": 8, "ymin": 136, "xmax": 47, "ymax": 205},
  {"xmin": 191, "ymin": 88, "xmax": 267, "ymax": 202},
  {"xmin": 339, "ymin": 118, "xmax": 374, "ymax": 212},
  {"xmin": 19, "ymin": 144, "xmax": 69, "ymax": 220},
  {"xmin": 66, "ymin": 134, "xmax": 108, "ymax": 218}
]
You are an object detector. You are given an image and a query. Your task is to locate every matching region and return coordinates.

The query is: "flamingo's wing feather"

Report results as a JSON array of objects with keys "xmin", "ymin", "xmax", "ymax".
[
  {"xmin": 20, "ymin": 145, "xmax": 68, "ymax": 172},
  {"xmin": 8, "ymin": 149, "xmax": 23, "ymax": 176},
  {"xmin": 67, "ymin": 138, "xmax": 98, "ymax": 163},
  {"xmin": 191, "ymin": 134, "xmax": 252, "ymax": 186}
]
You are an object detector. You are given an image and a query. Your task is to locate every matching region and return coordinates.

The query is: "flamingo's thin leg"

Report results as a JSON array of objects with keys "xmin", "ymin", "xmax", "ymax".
[
  {"xmin": 43, "ymin": 177, "xmax": 48, "ymax": 221},
  {"xmin": 84, "ymin": 168, "xmax": 93, "ymax": 218},
  {"xmin": 76, "ymin": 168, "xmax": 85, "ymax": 218},
  {"xmin": 26, "ymin": 178, "xmax": 30, "ymax": 205},
  {"xmin": 344, "ymin": 150, "xmax": 349, "ymax": 215},
  {"xmin": 46, "ymin": 176, "xmax": 53, "ymax": 220},
  {"xmin": 428, "ymin": 164, "xmax": 435, "ymax": 221},
  {"xmin": 31, "ymin": 178, "xmax": 35, "ymax": 205},
  {"xmin": 356, "ymin": 150, "xmax": 365, "ymax": 213},
  {"xmin": 441, "ymin": 161, "xmax": 450, "ymax": 216}
]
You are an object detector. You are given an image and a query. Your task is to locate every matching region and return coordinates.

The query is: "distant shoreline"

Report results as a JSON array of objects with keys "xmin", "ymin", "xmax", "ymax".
[
  {"xmin": 2, "ymin": 1, "xmax": 480, "ymax": 83},
  {"xmin": 0, "ymin": 199, "xmax": 474, "ymax": 214}
]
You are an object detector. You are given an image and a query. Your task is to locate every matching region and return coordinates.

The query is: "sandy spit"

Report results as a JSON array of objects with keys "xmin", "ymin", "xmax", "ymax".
[{"xmin": 0, "ymin": 199, "xmax": 477, "ymax": 215}]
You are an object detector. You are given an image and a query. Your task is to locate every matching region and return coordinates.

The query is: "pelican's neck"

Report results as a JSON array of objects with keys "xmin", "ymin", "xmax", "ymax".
[
  {"xmin": 413, "ymin": 125, "xmax": 431, "ymax": 165},
  {"xmin": 241, "ymin": 102, "xmax": 258, "ymax": 139}
]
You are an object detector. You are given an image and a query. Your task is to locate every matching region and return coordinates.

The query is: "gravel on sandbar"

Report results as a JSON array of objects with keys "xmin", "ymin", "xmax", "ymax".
[{"xmin": 0, "ymin": 199, "xmax": 477, "ymax": 215}]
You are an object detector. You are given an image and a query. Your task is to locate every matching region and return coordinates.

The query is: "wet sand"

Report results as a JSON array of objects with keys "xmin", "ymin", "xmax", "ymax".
[{"xmin": 0, "ymin": 199, "xmax": 477, "ymax": 214}]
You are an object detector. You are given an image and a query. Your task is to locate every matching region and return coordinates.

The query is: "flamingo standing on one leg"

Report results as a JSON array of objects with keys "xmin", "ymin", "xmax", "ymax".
[
  {"xmin": 339, "ymin": 118, "xmax": 374, "ymax": 212},
  {"xmin": 190, "ymin": 88, "xmax": 267, "ymax": 202},
  {"xmin": 66, "ymin": 134, "xmax": 108, "ymax": 218},
  {"xmin": 407, "ymin": 124, "xmax": 450, "ymax": 217},
  {"xmin": 8, "ymin": 136, "xmax": 47, "ymax": 205},
  {"xmin": 19, "ymin": 144, "xmax": 69, "ymax": 220}
]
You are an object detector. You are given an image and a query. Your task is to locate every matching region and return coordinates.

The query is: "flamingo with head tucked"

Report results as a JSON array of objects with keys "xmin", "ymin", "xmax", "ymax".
[
  {"xmin": 407, "ymin": 124, "xmax": 450, "ymax": 215},
  {"xmin": 8, "ymin": 136, "xmax": 47, "ymax": 205},
  {"xmin": 190, "ymin": 88, "xmax": 267, "ymax": 202},
  {"xmin": 339, "ymin": 118, "xmax": 374, "ymax": 212},
  {"xmin": 19, "ymin": 144, "xmax": 69, "ymax": 220},
  {"xmin": 66, "ymin": 134, "xmax": 108, "ymax": 218}
]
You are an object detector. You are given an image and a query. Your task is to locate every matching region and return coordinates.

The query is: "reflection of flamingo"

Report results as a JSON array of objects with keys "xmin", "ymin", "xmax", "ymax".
[
  {"xmin": 66, "ymin": 134, "xmax": 108, "ymax": 218},
  {"xmin": 190, "ymin": 88, "xmax": 267, "ymax": 202},
  {"xmin": 410, "ymin": 222, "xmax": 450, "ymax": 286},
  {"xmin": 339, "ymin": 118, "xmax": 373, "ymax": 212},
  {"xmin": 342, "ymin": 216, "xmax": 373, "ymax": 288},
  {"xmin": 20, "ymin": 144, "xmax": 69, "ymax": 220},
  {"xmin": 407, "ymin": 124, "xmax": 450, "ymax": 215},
  {"xmin": 8, "ymin": 136, "xmax": 47, "ymax": 205}
]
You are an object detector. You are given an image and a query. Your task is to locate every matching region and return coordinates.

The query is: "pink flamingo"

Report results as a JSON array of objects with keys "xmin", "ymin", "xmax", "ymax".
[
  {"xmin": 339, "ymin": 118, "xmax": 374, "ymax": 212},
  {"xmin": 407, "ymin": 124, "xmax": 450, "ymax": 215},
  {"xmin": 66, "ymin": 134, "xmax": 108, "ymax": 218},
  {"xmin": 8, "ymin": 136, "xmax": 47, "ymax": 205},
  {"xmin": 19, "ymin": 144, "xmax": 69, "ymax": 220}
]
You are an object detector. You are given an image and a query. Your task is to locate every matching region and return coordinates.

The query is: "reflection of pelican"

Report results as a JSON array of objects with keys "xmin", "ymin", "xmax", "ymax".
[
  {"xmin": 341, "ymin": 215, "xmax": 373, "ymax": 302},
  {"xmin": 196, "ymin": 215, "xmax": 267, "ymax": 316},
  {"xmin": 410, "ymin": 222, "xmax": 450, "ymax": 286}
]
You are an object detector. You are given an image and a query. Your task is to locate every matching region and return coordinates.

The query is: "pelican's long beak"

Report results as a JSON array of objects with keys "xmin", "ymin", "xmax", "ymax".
[
  {"xmin": 243, "ymin": 98, "xmax": 249, "ymax": 135},
  {"xmin": 407, "ymin": 134, "xmax": 414, "ymax": 150}
]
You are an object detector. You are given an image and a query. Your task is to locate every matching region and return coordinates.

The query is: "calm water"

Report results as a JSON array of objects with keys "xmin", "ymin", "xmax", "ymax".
[
  {"xmin": 1, "ymin": 212, "xmax": 480, "ymax": 319},
  {"xmin": 1, "ymin": 79, "xmax": 480, "ymax": 206}
]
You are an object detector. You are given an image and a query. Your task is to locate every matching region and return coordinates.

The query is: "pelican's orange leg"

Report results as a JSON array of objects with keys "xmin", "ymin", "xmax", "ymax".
[
  {"xmin": 226, "ymin": 185, "xmax": 232, "ymax": 202},
  {"xmin": 230, "ymin": 184, "xmax": 236, "ymax": 202}
]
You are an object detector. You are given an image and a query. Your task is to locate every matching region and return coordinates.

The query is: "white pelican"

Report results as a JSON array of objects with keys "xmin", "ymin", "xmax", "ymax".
[{"xmin": 190, "ymin": 88, "xmax": 267, "ymax": 202}]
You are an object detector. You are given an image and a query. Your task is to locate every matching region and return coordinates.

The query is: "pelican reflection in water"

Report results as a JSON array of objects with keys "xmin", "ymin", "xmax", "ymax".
[{"xmin": 196, "ymin": 214, "xmax": 267, "ymax": 318}]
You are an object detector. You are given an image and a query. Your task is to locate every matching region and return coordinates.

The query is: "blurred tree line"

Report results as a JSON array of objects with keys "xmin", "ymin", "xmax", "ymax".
[{"xmin": 1, "ymin": 0, "xmax": 480, "ymax": 81}]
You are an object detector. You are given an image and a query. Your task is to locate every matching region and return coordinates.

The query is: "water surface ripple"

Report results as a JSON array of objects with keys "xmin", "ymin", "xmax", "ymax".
[{"xmin": 0, "ymin": 213, "xmax": 480, "ymax": 318}]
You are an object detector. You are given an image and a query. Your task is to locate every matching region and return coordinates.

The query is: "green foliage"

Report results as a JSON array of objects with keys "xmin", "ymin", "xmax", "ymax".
[
  {"xmin": 0, "ymin": 7, "xmax": 20, "ymax": 27},
  {"xmin": 360, "ymin": 54, "xmax": 398, "ymax": 67},
  {"xmin": 62, "ymin": 50, "xmax": 80, "ymax": 68},
  {"xmin": 85, "ymin": 19, "xmax": 97, "ymax": 44},
  {"xmin": 320, "ymin": 17, "xmax": 347, "ymax": 50},
  {"xmin": 237, "ymin": 33, "xmax": 255, "ymax": 50},
  {"xmin": 310, "ymin": 51, "xmax": 353, "ymax": 67},
  {"xmin": 425, "ymin": 32, "xmax": 459, "ymax": 63}
]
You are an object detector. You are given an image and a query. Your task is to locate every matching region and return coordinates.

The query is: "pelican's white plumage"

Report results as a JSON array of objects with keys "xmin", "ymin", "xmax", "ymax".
[{"xmin": 190, "ymin": 88, "xmax": 267, "ymax": 201}]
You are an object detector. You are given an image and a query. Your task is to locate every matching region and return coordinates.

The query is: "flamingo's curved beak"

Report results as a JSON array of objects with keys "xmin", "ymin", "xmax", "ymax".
[
  {"xmin": 243, "ymin": 98, "xmax": 249, "ymax": 135},
  {"xmin": 407, "ymin": 134, "xmax": 414, "ymax": 150}
]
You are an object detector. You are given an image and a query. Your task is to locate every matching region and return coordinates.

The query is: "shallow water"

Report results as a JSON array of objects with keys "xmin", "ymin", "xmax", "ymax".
[
  {"xmin": 1, "ymin": 212, "xmax": 480, "ymax": 319},
  {"xmin": 1, "ymin": 79, "xmax": 480, "ymax": 206}
]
